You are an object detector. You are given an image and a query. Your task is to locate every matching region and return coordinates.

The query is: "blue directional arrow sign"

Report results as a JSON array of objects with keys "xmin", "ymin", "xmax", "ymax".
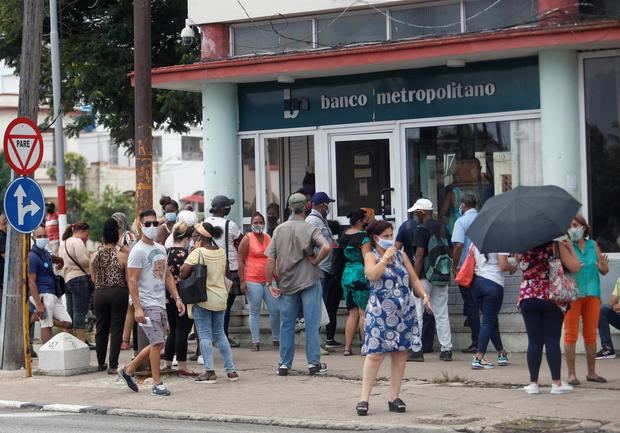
[{"xmin": 3, "ymin": 177, "xmax": 45, "ymax": 234}]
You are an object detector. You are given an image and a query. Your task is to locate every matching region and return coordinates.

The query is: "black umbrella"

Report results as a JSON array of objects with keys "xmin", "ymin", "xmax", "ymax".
[{"xmin": 466, "ymin": 185, "xmax": 581, "ymax": 253}]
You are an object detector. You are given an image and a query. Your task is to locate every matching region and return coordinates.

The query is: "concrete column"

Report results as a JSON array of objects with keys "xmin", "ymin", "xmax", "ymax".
[
  {"xmin": 200, "ymin": 24, "xmax": 230, "ymax": 59},
  {"xmin": 539, "ymin": 50, "xmax": 581, "ymax": 198},
  {"xmin": 202, "ymin": 83, "xmax": 241, "ymax": 224}
]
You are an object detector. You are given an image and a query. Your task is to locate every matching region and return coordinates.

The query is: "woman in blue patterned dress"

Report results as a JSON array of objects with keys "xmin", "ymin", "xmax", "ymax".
[{"xmin": 356, "ymin": 220, "xmax": 431, "ymax": 416}]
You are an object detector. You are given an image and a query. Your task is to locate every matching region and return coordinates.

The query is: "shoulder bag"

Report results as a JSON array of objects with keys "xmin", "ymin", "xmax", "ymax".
[
  {"xmin": 64, "ymin": 241, "xmax": 95, "ymax": 293},
  {"xmin": 224, "ymin": 220, "xmax": 242, "ymax": 296},
  {"xmin": 548, "ymin": 243, "xmax": 577, "ymax": 304},
  {"xmin": 455, "ymin": 244, "xmax": 475, "ymax": 288},
  {"xmin": 178, "ymin": 249, "xmax": 209, "ymax": 304}
]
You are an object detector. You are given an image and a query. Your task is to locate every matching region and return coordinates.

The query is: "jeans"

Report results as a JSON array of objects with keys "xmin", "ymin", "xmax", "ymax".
[
  {"xmin": 521, "ymin": 298, "xmax": 564, "ymax": 382},
  {"xmin": 247, "ymin": 281, "xmax": 280, "ymax": 343},
  {"xmin": 193, "ymin": 305, "xmax": 236, "ymax": 372},
  {"xmin": 279, "ymin": 280, "xmax": 322, "ymax": 368},
  {"xmin": 223, "ymin": 293, "xmax": 237, "ymax": 337},
  {"xmin": 164, "ymin": 296, "xmax": 194, "ymax": 362},
  {"xmin": 599, "ymin": 305, "xmax": 620, "ymax": 349},
  {"xmin": 420, "ymin": 280, "xmax": 452, "ymax": 352},
  {"xmin": 65, "ymin": 275, "xmax": 92, "ymax": 329},
  {"xmin": 93, "ymin": 287, "xmax": 128, "ymax": 369},
  {"xmin": 470, "ymin": 276, "xmax": 504, "ymax": 355},
  {"xmin": 460, "ymin": 285, "xmax": 481, "ymax": 347},
  {"xmin": 321, "ymin": 273, "xmax": 341, "ymax": 340}
]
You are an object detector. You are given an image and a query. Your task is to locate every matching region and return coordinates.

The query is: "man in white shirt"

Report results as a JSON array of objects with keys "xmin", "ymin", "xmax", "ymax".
[{"xmin": 205, "ymin": 195, "xmax": 243, "ymax": 347}]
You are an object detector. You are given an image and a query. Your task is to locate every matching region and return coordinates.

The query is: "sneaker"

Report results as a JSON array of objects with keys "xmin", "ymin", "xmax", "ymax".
[
  {"xmin": 497, "ymin": 352, "xmax": 510, "ymax": 366},
  {"xmin": 30, "ymin": 348, "xmax": 38, "ymax": 359},
  {"xmin": 595, "ymin": 346, "xmax": 617, "ymax": 360},
  {"xmin": 195, "ymin": 370, "xmax": 217, "ymax": 384},
  {"xmin": 295, "ymin": 318, "xmax": 305, "ymax": 333},
  {"xmin": 228, "ymin": 337, "xmax": 240, "ymax": 348},
  {"xmin": 227, "ymin": 371, "xmax": 240, "ymax": 382},
  {"xmin": 188, "ymin": 353, "xmax": 199, "ymax": 362},
  {"xmin": 118, "ymin": 365, "xmax": 139, "ymax": 392},
  {"xmin": 308, "ymin": 362, "xmax": 328, "ymax": 375},
  {"xmin": 320, "ymin": 347, "xmax": 330, "ymax": 356},
  {"xmin": 325, "ymin": 339, "xmax": 343, "ymax": 349},
  {"xmin": 152, "ymin": 382, "xmax": 171, "ymax": 396},
  {"xmin": 197, "ymin": 355, "xmax": 204, "ymax": 365},
  {"xmin": 550, "ymin": 382, "xmax": 574, "ymax": 395},
  {"xmin": 277, "ymin": 365, "xmax": 289, "ymax": 376},
  {"xmin": 523, "ymin": 383, "xmax": 540, "ymax": 395},
  {"xmin": 471, "ymin": 356, "xmax": 494, "ymax": 370},
  {"xmin": 172, "ymin": 356, "xmax": 178, "ymax": 367},
  {"xmin": 407, "ymin": 351, "xmax": 424, "ymax": 362},
  {"xmin": 461, "ymin": 344, "xmax": 477, "ymax": 354},
  {"xmin": 439, "ymin": 350, "xmax": 453, "ymax": 361}
]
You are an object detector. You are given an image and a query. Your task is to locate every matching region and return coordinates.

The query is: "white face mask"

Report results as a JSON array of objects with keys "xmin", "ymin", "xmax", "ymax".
[
  {"xmin": 141, "ymin": 225, "xmax": 158, "ymax": 240},
  {"xmin": 568, "ymin": 226, "xmax": 585, "ymax": 242},
  {"xmin": 377, "ymin": 237, "xmax": 394, "ymax": 250},
  {"xmin": 251, "ymin": 224, "xmax": 264, "ymax": 234},
  {"xmin": 35, "ymin": 238, "xmax": 49, "ymax": 249}
]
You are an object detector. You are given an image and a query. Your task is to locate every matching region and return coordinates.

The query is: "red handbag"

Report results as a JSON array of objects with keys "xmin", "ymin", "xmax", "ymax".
[{"xmin": 455, "ymin": 244, "xmax": 475, "ymax": 288}]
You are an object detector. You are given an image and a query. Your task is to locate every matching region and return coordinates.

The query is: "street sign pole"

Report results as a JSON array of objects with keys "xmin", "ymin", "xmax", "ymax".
[{"xmin": 21, "ymin": 235, "xmax": 31, "ymax": 378}]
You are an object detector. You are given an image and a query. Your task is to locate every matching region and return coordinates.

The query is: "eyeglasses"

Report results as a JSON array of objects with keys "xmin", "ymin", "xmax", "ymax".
[{"xmin": 143, "ymin": 221, "xmax": 160, "ymax": 228}]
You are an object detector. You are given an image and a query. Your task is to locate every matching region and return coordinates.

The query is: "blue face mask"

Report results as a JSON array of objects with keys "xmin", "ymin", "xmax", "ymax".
[
  {"xmin": 165, "ymin": 212, "xmax": 177, "ymax": 222},
  {"xmin": 377, "ymin": 238, "xmax": 394, "ymax": 250},
  {"xmin": 35, "ymin": 238, "xmax": 49, "ymax": 250}
]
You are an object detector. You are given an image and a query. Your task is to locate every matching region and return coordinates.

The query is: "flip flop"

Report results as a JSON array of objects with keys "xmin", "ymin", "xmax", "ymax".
[
  {"xmin": 586, "ymin": 375, "xmax": 607, "ymax": 383},
  {"xmin": 567, "ymin": 378, "xmax": 580, "ymax": 386},
  {"xmin": 343, "ymin": 350, "xmax": 353, "ymax": 356}
]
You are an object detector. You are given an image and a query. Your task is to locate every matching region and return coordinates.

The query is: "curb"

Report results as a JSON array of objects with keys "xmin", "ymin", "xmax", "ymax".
[{"xmin": 0, "ymin": 399, "xmax": 458, "ymax": 432}]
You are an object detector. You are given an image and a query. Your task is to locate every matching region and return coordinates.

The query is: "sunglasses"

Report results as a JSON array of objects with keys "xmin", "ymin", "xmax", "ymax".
[{"xmin": 143, "ymin": 221, "xmax": 160, "ymax": 228}]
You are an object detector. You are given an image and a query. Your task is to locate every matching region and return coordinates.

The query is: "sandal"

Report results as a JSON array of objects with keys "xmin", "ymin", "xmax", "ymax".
[
  {"xmin": 343, "ymin": 350, "xmax": 353, "ymax": 356},
  {"xmin": 567, "ymin": 378, "xmax": 580, "ymax": 386},
  {"xmin": 120, "ymin": 340, "xmax": 131, "ymax": 350},
  {"xmin": 251, "ymin": 343, "xmax": 260, "ymax": 352},
  {"xmin": 356, "ymin": 401, "xmax": 368, "ymax": 416},
  {"xmin": 586, "ymin": 375, "xmax": 607, "ymax": 383},
  {"xmin": 388, "ymin": 398, "xmax": 406, "ymax": 413}
]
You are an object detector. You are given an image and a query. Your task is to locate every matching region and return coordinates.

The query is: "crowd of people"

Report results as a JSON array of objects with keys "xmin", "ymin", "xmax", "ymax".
[{"xmin": 18, "ymin": 189, "xmax": 620, "ymax": 413}]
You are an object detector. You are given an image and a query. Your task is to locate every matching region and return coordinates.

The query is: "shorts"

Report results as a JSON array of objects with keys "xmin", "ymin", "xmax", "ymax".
[
  {"xmin": 29, "ymin": 293, "xmax": 72, "ymax": 329},
  {"xmin": 140, "ymin": 306, "xmax": 168, "ymax": 345}
]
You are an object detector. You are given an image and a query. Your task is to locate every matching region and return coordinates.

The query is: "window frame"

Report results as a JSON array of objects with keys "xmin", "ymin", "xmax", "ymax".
[
  {"xmin": 230, "ymin": 16, "xmax": 315, "ymax": 56},
  {"xmin": 181, "ymin": 136, "xmax": 204, "ymax": 161}
]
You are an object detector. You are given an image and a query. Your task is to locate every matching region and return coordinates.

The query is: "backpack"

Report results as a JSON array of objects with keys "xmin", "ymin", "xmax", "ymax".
[{"xmin": 424, "ymin": 226, "xmax": 453, "ymax": 286}]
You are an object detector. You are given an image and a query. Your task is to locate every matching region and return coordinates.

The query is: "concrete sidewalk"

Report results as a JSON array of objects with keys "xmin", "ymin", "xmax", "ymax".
[{"xmin": 0, "ymin": 343, "xmax": 618, "ymax": 432}]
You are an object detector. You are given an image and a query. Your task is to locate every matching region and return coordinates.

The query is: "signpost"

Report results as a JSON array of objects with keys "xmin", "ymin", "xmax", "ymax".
[{"xmin": 2, "ymin": 118, "xmax": 45, "ymax": 377}]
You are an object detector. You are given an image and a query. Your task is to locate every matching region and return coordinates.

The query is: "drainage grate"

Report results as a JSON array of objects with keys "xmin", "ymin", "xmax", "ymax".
[{"xmin": 494, "ymin": 418, "xmax": 587, "ymax": 433}]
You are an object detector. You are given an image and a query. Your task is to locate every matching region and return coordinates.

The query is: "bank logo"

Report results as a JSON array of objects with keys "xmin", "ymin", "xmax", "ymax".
[{"xmin": 283, "ymin": 89, "xmax": 309, "ymax": 119}]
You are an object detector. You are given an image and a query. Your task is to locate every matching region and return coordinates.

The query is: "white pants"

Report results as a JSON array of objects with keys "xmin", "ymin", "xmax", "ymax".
[
  {"xmin": 30, "ymin": 293, "xmax": 72, "ymax": 329},
  {"xmin": 417, "ymin": 279, "xmax": 452, "ymax": 352}
]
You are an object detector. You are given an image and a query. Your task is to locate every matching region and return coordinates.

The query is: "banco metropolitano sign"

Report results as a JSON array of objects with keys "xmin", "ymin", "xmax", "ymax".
[{"xmin": 239, "ymin": 57, "xmax": 539, "ymax": 131}]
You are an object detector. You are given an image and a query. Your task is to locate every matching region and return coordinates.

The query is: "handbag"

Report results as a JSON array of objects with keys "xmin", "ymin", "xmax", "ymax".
[
  {"xmin": 64, "ymin": 241, "xmax": 95, "ymax": 293},
  {"xmin": 224, "ymin": 220, "xmax": 242, "ymax": 296},
  {"xmin": 55, "ymin": 275, "xmax": 66, "ymax": 298},
  {"xmin": 178, "ymin": 250, "xmax": 209, "ymax": 304},
  {"xmin": 548, "ymin": 244, "xmax": 577, "ymax": 304},
  {"xmin": 455, "ymin": 244, "xmax": 475, "ymax": 288}
]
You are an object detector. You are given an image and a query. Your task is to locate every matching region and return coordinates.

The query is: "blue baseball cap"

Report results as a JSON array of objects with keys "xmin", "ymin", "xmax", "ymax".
[{"xmin": 311, "ymin": 192, "xmax": 335, "ymax": 206}]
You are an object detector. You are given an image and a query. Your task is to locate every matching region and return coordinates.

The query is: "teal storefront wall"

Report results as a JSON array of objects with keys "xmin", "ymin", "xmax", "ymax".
[{"xmin": 238, "ymin": 57, "xmax": 540, "ymax": 131}]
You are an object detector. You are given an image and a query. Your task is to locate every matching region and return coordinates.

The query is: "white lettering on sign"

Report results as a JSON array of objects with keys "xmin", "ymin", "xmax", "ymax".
[
  {"xmin": 320, "ymin": 94, "xmax": 368, "ymax": 110},
  {"xmin": 319, "ymin": 82, "xmax": 497, "ymax": 111}
]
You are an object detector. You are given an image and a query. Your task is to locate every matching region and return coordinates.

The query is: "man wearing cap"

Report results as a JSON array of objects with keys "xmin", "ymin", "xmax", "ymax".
[
  {"xmin": 266, "ymin": 193, "xmax": 331, "ymax": 376},
  {"xmin": 451, "ymin": 193, "xmax": 480, "ymax": 354},
  {"xmin": 205, "ymin": 195, "xmax": 243, "ymax": 348},
  {"xmin": 306, "ymin": 192, "xmax": 341, "ymax": 349},
  {"xmin": 412, "ymin": 198, "xmax": 454, "ymax": 362}
]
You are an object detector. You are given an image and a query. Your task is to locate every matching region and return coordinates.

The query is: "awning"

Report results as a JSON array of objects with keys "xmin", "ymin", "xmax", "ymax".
[{"xmin": 180, "ymin": 194, "xmax": 204, "ymax": 203}]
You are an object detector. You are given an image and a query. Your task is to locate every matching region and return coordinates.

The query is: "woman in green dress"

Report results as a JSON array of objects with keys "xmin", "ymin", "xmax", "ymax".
[{"xmin": 341, "ymin": 209, "xmax": 371, "ymax": 356}]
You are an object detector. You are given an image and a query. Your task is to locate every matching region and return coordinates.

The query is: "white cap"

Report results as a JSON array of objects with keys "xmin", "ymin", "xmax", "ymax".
[{"xmin": 408, "ymin": 198, "xmax": 434, "ymax": 213}]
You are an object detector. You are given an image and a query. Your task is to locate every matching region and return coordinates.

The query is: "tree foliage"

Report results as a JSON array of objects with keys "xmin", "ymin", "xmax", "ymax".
[
  {"xmin": 46, "ymin": 151, "xmax": 87, "ymax": 180},
  {"xmin": 0, "ymin": 0, "xmax": 202, "ymax": 154},
  {"xmin": 0, "ymin": 155, "xmax": 11, "ymax": 213}
]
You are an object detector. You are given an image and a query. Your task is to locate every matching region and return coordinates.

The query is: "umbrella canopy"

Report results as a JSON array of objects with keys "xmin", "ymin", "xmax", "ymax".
[{"xmin": 466, "ymin": 185, "xmax": 581, "ymax": 253}]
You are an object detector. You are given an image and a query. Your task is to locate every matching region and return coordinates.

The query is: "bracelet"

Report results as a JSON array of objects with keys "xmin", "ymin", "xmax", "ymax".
[{"xmin": 380, "ymin": 257, "xmax": 388, "ymax": 265}]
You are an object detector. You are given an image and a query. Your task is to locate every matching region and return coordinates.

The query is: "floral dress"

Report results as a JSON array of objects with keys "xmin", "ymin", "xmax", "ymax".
[
  {"xmin": 518, "ymin": 243, "xmax": 554, "ymax": 307},
  {"xmin": 339, "ymin": 231, "xmax": 370, "ymax": 309},
  {"xmin": 362, "ymin": 250, "xmax": 421, "ymax": 355}
]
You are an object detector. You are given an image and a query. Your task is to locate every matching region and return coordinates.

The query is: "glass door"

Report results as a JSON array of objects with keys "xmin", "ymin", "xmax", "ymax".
[{"xmin": 330, "ymin": 133, "xmax": 398, "ymax": 223}]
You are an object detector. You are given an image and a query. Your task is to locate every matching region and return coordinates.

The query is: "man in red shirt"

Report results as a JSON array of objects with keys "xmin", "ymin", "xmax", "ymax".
[{"xmin": 45, "ymin": 202, "xmax": 60, "ymax": 255}]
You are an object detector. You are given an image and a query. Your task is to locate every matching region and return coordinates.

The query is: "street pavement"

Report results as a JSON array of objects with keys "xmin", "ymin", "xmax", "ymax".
[{"xmin": 0, "ymin": 342, "xmax": 618, "ymax": 432}]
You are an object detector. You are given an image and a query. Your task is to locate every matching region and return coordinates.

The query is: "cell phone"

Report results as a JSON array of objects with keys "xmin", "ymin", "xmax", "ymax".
[{"xmin": 138, "ymin": 317, "xmax": 153, "ymax": 328}]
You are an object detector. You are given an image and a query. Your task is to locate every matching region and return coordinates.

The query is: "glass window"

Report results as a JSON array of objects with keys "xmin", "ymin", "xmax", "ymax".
[
  {"xmin": 152, "ymin": 136, "xmax": 162, "ymax": 162},
  {"xmin": 335, "ymin": 138, "xmax": 390, "ymax": 217},
  {"xmin": 233, "ymin": 20, "xmax": 313, "ymax": 56},
  {"xmin": 317, "ymin": 11, "xmax": 386, "ymax": 47},
  {"xmin": 406, "ymin": 120, "xmax": 541, "ymax": 234},
  {"xmin": 108, "ymin": 141, "xmax": 118, "ymax": 165},
  {"xmin": 241, "ymin": 138, "xmax": 256, "ymax": 218},
  {"xmin": 465, "ymin": 0, "xmax": 538, "ymax": 32},
  {"xmin": 391, "ymin": 4, "xmax": 461, "ymax": 40},
  {"xmin": 584, "ymin": 55, "xmax": 620, "ymax": 252},
  {"xmin": 580, "ymin": 0, "xmax": 620, "ymax": 17},
  {"xmin": 181, "ymin": 136, "xmax": 203, "ymax": 161}
]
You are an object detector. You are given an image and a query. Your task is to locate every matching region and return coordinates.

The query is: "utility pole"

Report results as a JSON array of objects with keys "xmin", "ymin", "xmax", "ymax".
[
  {"xmin": 133, "ymin": 0, "xmax": 152, "ymax": 372},
  {"xmin": 49, "ymin": 0, "xmax": 67, "ymax": 236},
  {"xmin": 0, "ymin": 0, "xmax": 44, "ymax": 370}
]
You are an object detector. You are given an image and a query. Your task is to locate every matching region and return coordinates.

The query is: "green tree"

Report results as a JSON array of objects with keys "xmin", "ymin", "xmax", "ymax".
[
  {"xmin": 0, "ymin": 155, "xmax": 10, "ymax": 213},
  {"xmin": 80, "ymin": 186, "xmax": 135, "ymax": 242},
  {"xmin": 46, "ymin": 151, "xmax": 87, "ymax": 182},
  {"xmin": 0, "ymin": 0, "xmax": 202, "ymax": 154}
]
